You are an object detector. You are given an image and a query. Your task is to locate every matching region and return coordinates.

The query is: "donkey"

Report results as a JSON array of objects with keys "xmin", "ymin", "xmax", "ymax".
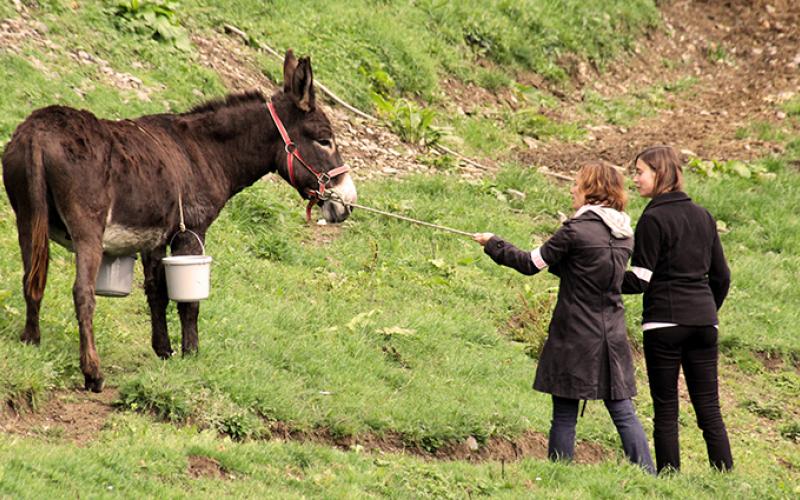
[{"xmin": 1, "ymin": 50, "xmax": 357, "ymax": 392}]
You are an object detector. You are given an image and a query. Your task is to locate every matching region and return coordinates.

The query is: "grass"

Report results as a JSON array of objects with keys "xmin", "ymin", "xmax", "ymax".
[
  {"xmin": 580, "ymin": 77, "xmax": 698, "ymax": 127},
  {"xmin": 1, "ymin": 165, "xmax": 799, "ymax": 490},
  {"xmin": 177, "ymin": 0, "xmax": 659, "ymax": 109},
  {"xmin": 0, "ymin": 412, "xmax": 797, "ymax": 498}
]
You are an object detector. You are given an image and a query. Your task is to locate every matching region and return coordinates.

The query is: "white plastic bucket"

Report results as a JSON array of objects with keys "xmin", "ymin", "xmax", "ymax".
[
  {"xmin": 96, "ymin": 254, "xmax": 136, "ymax": 297},
  {"xmin": 162, "ymin": 230, "xmax": 212, "ymax": 302}
]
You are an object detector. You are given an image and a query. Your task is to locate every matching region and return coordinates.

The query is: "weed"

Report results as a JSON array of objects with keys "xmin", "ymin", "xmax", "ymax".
[
  {"xmin": 705, "ymin": 42, "xmax": 729, "ymax": 63},
  {"xmin": 779, "ymin": 422, "xmax": 800, "ymax": 442},
  {"xmin": 112, "ymin": 0, "xmax": 190, "ymax": 50},
  {"xmin": 510, "ymin": 109, "xmax": 585, "ymax": 142},
  {"xmin": 741, "ymin": 399, "xmax": 783, "ymax": 420},
  {"xmin": 117, "ymin": 378, "xmax": 191, "ymax": 422},
  {"xmin": 783, "ymin": 96, "xmax": 800, "ymax": 117},
  {"xmin": 686, "ymin": 157, "xmax": 775, "ymax": 180},
  {"xmin": 735, "ymin": 122, "xmax": 788, "ymax": 142},
  {"xmin": 501, "ymin": 288, "xmax": 555, "ymax": 359},
  {"xmin": 372, "ymin": 93, "xmax": 441, "ymax": 146},
  {"xmin": 475, "ymin": 68, "xmax": 511, "ymax": 91},
  {"xmin": 417, "ymin": 153, "xmax": 458, "ymax": 172}
]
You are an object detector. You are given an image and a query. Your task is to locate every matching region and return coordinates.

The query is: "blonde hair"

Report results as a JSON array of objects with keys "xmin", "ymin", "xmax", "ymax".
[
  {"xmin": 634, "ymin": 145, "xmax": 684, "ymax": 195},
  {"xmin": 576, "ymin": 162, "xmax": 628, "ymax": 211}
]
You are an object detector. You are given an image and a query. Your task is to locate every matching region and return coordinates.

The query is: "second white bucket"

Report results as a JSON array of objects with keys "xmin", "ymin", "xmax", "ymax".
[{"xmin": 162, "ymin": 230, "xmax": 212, "ymax": 302}]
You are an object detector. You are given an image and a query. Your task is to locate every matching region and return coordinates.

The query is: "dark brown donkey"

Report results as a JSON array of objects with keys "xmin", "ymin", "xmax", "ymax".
[{"xmin": 1, "ymin": 51, "xmax": 357, "ymax": 392}]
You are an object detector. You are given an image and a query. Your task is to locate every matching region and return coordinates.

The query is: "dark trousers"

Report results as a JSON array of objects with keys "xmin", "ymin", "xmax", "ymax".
[
  {"xmin": 549, "ymin": 395, "xmax": 655, "ymax": 474},
  {"xmin": 643, "ymin": 325, "xmax": 733, "ymax": 473}
]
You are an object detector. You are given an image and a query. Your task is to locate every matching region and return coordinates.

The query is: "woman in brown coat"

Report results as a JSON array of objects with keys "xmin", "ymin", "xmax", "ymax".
[{"xmin": 474, "ymin": 163, "xmax": 654, "ymax": 473}]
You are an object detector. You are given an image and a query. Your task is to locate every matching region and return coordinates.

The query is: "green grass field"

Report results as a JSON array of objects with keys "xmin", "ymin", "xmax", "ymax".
[{"xmin": 1, "ymin": 0, "xmax": 799, "ymax": 497}]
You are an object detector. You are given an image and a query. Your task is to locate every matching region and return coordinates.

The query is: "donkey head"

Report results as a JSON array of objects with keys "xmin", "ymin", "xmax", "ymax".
[{"xmin": 272, "ymin": 50, "xmax": 357, "ymax": 224}]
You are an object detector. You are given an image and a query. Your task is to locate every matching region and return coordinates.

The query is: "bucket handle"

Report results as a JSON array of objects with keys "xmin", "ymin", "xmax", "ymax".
[{"xmin": 167, "ymin": 229, "xmax": 205, "ymax": 256}]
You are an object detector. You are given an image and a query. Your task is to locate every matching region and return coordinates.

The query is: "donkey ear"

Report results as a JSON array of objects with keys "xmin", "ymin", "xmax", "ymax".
[
  {"xmin": 283, "ymin": 49, "xmax": 299, "ymax": 93},
  {"xmin": 290, "ymin": 57, "xmax": 315, "ymax": 112}
]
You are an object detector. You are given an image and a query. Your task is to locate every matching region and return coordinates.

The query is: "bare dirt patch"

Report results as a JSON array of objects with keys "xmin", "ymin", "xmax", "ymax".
[
  {"xmin": 269, "ymin": 422, "xmax": 612, "ymax": 465},
  {"xmin": 187, "ymin": 455, "xmax": 231, "ymax": 480},
  {"xmin": 0, "ymin": 388, "xmax": 118, "ymax": 445},
  {"xmin": 754, "ymin": 350, "xmax": 786, "ymax": 371},
  {"xmin": 519, "ymin": 0, "xmax": 800, "ymax": 172}
]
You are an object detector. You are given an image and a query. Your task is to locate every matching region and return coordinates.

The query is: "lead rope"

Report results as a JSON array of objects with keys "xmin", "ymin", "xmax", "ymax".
[
  {"xmin": 325, "ymin": 192, "xmax": 474, "ymax": 237},
  {"xmin": 178, "ymin": 192, "xmax": 186, "ymax": 233}
]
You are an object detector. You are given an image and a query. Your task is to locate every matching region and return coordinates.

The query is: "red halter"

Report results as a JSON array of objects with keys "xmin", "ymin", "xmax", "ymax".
[{"xmin": 267, "ymin": 101, "xmax": 350, "ymax": 221}]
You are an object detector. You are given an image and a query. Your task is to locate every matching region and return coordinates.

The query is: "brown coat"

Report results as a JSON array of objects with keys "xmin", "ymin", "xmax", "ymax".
[{"xmin": 485, "ymin": 211, "xmax": 637, "ymax": 400}]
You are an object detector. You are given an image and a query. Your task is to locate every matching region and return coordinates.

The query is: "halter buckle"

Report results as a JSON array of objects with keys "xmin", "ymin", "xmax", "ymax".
[{"xmin": 285, "ymin": 143, "xmax": 297, "ymax": 154}]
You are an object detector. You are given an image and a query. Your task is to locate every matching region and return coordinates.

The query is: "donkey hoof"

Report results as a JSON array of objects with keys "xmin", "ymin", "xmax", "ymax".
[
  {"xmin": 156, "ymin": 349, "xmax": 175, "ymax": 360},
  {"xmin": 84, "ymin": 375, "xmax": 105, "ymax": 393},
  {"xmin": 20, "ymin": 333, "xmax": 41, "ymax": 346}
]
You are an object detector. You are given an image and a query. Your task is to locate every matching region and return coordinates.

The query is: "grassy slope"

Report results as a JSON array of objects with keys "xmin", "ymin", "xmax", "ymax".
[{"xmin": 1, "ymin": 0, "xmax": 798, "ymax": 497}]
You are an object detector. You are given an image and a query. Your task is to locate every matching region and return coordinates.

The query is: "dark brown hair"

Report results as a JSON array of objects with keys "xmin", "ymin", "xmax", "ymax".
[
  {"xmin": 634, "ymin": 145, "xmax": 684, "ymax": 195},
  {"xmin": 576, "ymin": 162, "xmax": 628, "ymax": 211}
]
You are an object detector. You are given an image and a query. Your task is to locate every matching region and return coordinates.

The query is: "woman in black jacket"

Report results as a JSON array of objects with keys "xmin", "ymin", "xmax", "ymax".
[
  {"xmin": 623, "ymin": 145, "xmax": 733, "ymax": 473},
  {"xmin": 474, "ymin": 163, "xmax": 654, "ymax": 473}
]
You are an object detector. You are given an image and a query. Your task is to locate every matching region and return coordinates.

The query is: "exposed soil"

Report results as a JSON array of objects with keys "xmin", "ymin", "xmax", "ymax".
[
  {"xmin": 519, "ymin": 0, "xmax": 800, "ymax": 172},
  {"xmin": 0, "ymin": 388, "xmax": 117, "ymax": 445},
  {"xmin": 187, "ymin": 455, "xmax": 233, "ymax": 480},
  {"xmin": 269, "ymin": 422, "xmax": 609, "ymax": 465},
  {"xmin": 0, "ymin": 386, "xmax": 611, "ymax": 464}
]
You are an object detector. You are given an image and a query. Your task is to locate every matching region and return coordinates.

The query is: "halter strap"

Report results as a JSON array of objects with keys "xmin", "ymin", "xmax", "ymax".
[{"xmin": 266, "ymin": 100, "xmax": 351, "ymax": 221}]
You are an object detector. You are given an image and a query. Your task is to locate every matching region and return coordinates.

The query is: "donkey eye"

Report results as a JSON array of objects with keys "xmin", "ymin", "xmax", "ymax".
[{"xmin": 316, "ymin": 139, "xmax": 333, "ymax": 148}]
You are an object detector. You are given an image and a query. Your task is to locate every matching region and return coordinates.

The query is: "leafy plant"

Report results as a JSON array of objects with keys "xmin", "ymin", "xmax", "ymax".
[
  {"xmin": 113, "ymin": 0, "xmax": 191, "ymax": 51},
  {"xmin": 372, "ymin": 93, "xmax": 441, "ymax": 146},
  {"xmin": 686, "ymin": 157, "xmax": 775, "ymax": 181}
]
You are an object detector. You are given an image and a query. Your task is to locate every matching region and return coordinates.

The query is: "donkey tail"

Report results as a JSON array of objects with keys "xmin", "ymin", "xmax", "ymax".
[{"xmin": 25, "ymin": 138, "xmax": 49, "ymax": 302}]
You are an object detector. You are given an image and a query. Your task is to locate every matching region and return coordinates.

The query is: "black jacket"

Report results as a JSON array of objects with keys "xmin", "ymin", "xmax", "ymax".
[
  {"xmin": 485, "ymin": 211, "xmax": 637, "ymax": 400},
  {"xmin": 622, "ymin": 191, "xmax": 730, "ymax": 325}
]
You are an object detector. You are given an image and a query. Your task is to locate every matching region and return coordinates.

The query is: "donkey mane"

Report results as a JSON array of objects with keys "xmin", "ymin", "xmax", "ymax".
[{"xmin": 185, "ymin": 90, "xmax": 268, "ymax": 116}]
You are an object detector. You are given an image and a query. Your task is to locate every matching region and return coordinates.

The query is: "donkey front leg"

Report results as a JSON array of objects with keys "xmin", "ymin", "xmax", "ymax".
[
  {"xmin": 178, "ymin": 301, "xmax": 199, "ymax": 355},
  {"xmin": 72, "ymin": 243, "xmax": 105, "ymax": 392},
  {"xmin": 142, "ymin": 249, "xmax": 173, "ymax": 358},
  {"xmin": 170, "ymin": 230, "xmax": 204, "ymax": 356}
]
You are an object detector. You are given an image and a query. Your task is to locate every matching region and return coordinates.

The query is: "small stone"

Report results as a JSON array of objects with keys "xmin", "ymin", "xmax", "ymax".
[
  {"xmin": 506, "ymin": 189, "xmax": 526, "ymax": 200},
  {"xmin": 776, "ymin": 111, "xmax": 787, "ymax": 120},
  {"xmin": 465, "ymin": 436, "xmax": 479, "ymax": 451},
  {"xmin": 381, "ymin": 167, "xmax": 398, "ymax": 175}
]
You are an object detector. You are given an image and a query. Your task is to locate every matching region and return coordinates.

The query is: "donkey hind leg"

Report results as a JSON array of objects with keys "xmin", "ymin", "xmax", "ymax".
[
  {"xmin": 16, "ymin": 213, "xmax": 48, "ymax": 345},
  {"xmin": 141, "ymin": 248, "xmax": 174, "ymax": 358},
  {"xmin": 72, "ymin": 240, "xmax": 105, "ymax": 392}
]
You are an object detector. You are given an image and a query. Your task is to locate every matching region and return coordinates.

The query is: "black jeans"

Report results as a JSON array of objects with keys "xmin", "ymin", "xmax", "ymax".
[
  {"xmin": 643, "ymin": 325, "xmax": 733, "ymax": 473},
  {"xmin": 549, "ymin": 395, "xmax": 655, "ymax": 474}
]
